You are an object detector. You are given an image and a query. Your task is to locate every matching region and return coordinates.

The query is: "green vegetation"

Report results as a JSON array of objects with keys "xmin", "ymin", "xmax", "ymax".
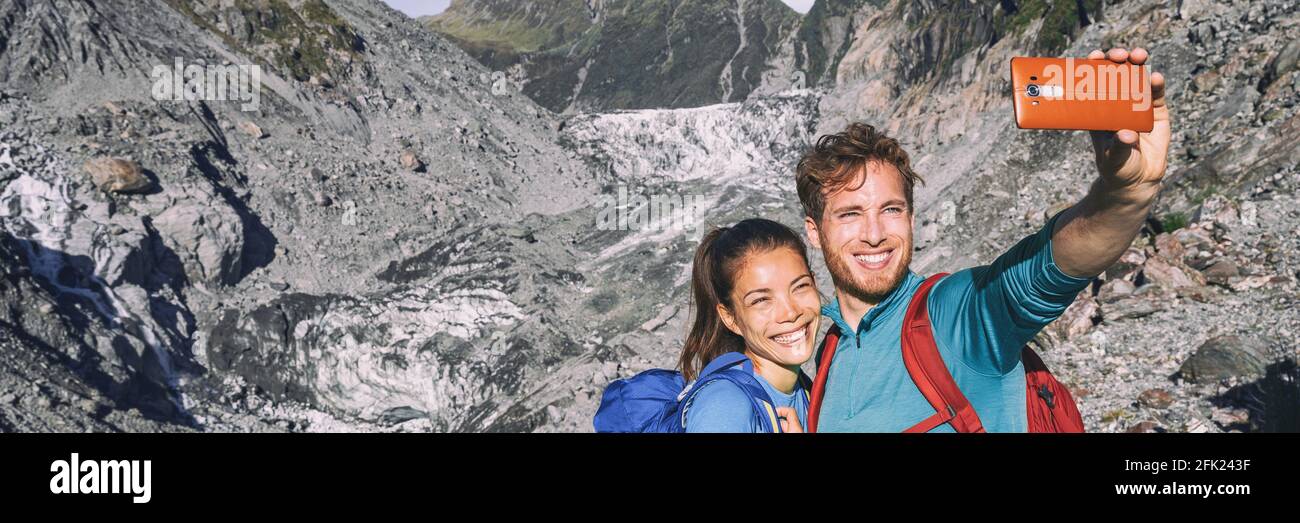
[
  {"xmin": 164, "ymin": 0, "xmax": 362, "ymax": 82},
  {"xmin": 1100, "ymin": 409, "xmax": 1131, "ymax": 424},
  {"xmin": 1160, "ymin": 212, "xmax": 1189, "ymax": 233},
  {"xmin": 426, "ymin": 0, "xmax": 593, "ymax": 56},
  {"xmin": 1191, "ymin": 184, "xmax": 1219, "ymax": 206},
  {"xmin": 994, "ymin": 0, "xmax": 1101, "ymax": 53}
]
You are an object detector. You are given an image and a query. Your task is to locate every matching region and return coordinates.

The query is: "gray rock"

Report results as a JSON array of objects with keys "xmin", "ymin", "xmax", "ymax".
[
  {"xmin": 1200, "ymin": 259, "xmax": 1240, "ymax": 286},
  {"xmin": 399, "ymin": 150, "xmax": 424, "ymax": 172},
  {"xmin": 1177, "ymin": 0, "xmax": 1213, "ymax": 20},
  {"xmin": 1259, "ymin": 39, "xmax": 1300, "ymax": 90},
  {"xmin": 1126, "ymin": 421, "xmax": 1164, "ymax": 433},
  {"xmin": 1100, "ymin": 293, "xmax": 1166, "ymax": 322},
  {"xmin": 639, "ymin": 304, "xmax": 678, "ymax": 332},
  {"xmin": 1192, "ymin": 195, "xmax": 1238, "ymax": 226},
  {"xmin": 1179, "ymin": 336, "xmax": 1270, "ymax": 384},
  {"xmin": 379, "ymin": 406, "xmax": 427, "ymax": 425},
  {"xmin": 238, "ymin": 120, "xmax": 266, "ymax": 139},
  {"xmin": 1105, "ymin": 247, "xmax": 1147, "ymax": 282},
  {"xmin": 1137, "ymin": 388, "xmax": 1174, "ymax": 409},
  {"xmin": 152, "ymin": 195, "xmax": 245, "ymax": 286},
  {"xmin": 1050, "ymin": 295, "xmax": 1098, "ymax": 340},
  {"xmin": 1142, "ymin": 256, "xmax": 1207, "ymax": 289},
  {"xmin": 1097, "ymin": 278, "xmax": 1136, "ymax": 302},
  {"xmin": 1153, "ymin": 233, "xmax": 1186, "ymax": 264}
]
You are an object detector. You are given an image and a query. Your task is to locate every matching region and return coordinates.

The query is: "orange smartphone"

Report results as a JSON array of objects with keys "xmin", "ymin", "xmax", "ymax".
[{"xmin": 1010, "ymin": 57, "xmax": 1154, "ymax": 132}]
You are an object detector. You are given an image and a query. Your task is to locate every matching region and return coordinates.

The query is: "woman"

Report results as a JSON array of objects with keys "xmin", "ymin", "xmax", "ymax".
[{"xmin": 679, "ymin": 218, "xmax": 821, "ymax": 433}]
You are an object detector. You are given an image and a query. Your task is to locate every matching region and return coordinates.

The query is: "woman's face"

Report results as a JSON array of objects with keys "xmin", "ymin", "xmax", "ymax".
[{"xmin": 718, "ymin": 247, "xmax": 821, "ymax": 369}]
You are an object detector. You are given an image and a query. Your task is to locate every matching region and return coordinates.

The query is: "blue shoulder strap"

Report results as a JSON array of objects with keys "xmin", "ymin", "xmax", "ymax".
[
  {"xmin": 699, "ymin": 351, "xmax": 750, "ymax": 377},
  {"xmin": 797, "ymin": 371, "xmax": 813, "ymax": 404},
  {"xmin": 681, "ymin": 352, "xmax": 782, "ymax": 433}
]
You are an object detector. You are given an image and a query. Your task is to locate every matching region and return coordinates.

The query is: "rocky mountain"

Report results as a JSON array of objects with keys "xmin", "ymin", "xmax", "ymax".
[
  {"xmin": 448, "ymin": 0, "xmax": 1300, "ymax": 433},
  {"xmin": 425, "ymin": 0, "xmax": 802, "ymax": 112},
  {"xmin": 1, "ymin": 0, "xmax": 1297, "ymax": 433},
  {"xmin": 0, "ymin": 0, "xmax": 603, "ymax": 431}
]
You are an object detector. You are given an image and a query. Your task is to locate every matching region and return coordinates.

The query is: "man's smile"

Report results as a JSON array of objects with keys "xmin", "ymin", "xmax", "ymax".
[{"xmin": 852, "ymin": 249, "xmax": 894, "ymax": 270}]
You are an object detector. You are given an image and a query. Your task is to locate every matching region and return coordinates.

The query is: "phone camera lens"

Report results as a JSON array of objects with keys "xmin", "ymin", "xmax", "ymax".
[{"xmin": 1026, "ymin": 84, "xmax": 1041, "ymax": 97}]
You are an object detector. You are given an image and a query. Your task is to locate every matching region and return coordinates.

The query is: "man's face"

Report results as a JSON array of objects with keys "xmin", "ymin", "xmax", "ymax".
[{"xmin": 804, "ymin": 161, "xmax": 914, "ymax": 305}]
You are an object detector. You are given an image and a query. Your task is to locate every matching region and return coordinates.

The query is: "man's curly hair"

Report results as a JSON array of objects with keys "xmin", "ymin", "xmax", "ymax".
[{"xmin": 796, "ymin": 123, "xmax": 924, "ymax": 222}]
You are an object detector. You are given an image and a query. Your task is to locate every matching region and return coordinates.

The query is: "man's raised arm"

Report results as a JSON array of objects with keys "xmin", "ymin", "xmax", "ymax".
[{"xmin": 1051, "ymin": 47, "xmax": 1172, "ymax": 278}]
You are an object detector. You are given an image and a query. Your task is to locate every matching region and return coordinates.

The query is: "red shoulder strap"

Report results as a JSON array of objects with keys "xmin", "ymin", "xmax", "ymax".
[
  {"xmin": 902, "ymin": 273, "xmax": 986, "ymax": 433},
  {"xmin": 806, "ymin": 275, "xmax": 988, "ymax": 433},
  {"xmin": 806, "ymin": 325, "xmax": 839, "ymax": 433}
]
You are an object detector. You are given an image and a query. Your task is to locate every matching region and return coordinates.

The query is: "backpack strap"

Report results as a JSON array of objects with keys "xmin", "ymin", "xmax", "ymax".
[
  {"xmin": 901, "ymin": 273, "xmax": 987, "ymax": 433},
  {"xmin": 806, "ymin": 325, "xmax": 841, "ymax": 433},
  {"xmin": 681, "ymin": 352, "xmax": 782, "ymax": 433},
  {"xmin": 796, "ymin": 371, "xmax": 813, "ymax": 405},
  {"xmin": 700, "ymin": 351, "xmax": 751, "ymax": 377}
]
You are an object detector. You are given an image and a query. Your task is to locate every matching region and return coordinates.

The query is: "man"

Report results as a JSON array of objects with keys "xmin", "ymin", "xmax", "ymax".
[{"xmin": 798, "ymin": 48, "xmax": 1170, "ymax": 432}]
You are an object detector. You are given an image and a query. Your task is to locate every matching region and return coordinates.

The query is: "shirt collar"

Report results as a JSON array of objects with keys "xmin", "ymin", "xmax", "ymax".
[{"xmin": 820, "ymin": 270, "xmax": 924, "ymax": 336}]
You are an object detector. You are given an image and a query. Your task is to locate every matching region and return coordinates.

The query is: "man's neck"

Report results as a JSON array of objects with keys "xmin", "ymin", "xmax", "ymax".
[{"xmin": 835, "ymin": 289, "xmax": 879, "ymax": 335}]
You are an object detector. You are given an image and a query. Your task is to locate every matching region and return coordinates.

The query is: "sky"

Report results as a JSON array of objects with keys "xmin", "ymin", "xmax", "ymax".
[{"xmin": 382, "ymin": 0, "xmax": 814, "ymax": 18}]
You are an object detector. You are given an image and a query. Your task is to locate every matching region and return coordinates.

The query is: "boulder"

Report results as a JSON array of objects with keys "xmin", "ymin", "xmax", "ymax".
[
  {"xmin": 1173, "ymin": 224, "xmax": 1216, "ymax": 252},
  {"xmin": 1100, "ymin": 286, "xmax": 1169, "ymax": 322},
  {"xmin": 1142, "ymin": 256, "xmax": 1207, "ymax": 289},
  {"xmin": 238, "ymin": 120, "xmax": 266, "ymax": 139},
  {"xmin": 1137, "ymin": 388, "xmax": 1174, "ymax": 409},
  {"xmin": 400, "ymin": 150, "xmax": 425, "ymax": 172},
  {"xmin": 1179, "ymin": 335, "xmax": 1270, "ymax": 384},
  {"xmin": 83, "ymin": 157, "xmax": 150, "ymax": 193},
  {"xmin": 1200, "ymin": 259, "xmax": 1240, "ymax": 286},
  {"xmin": 1105, "ymin": 246, "xmax": 1147, "ymax": 282},
  {"xmin": 1126, "ymin": 421, "xmax": 1163, "ymax": 433},
  {"xmin": 1050, "ymin": 295, "xmax": 1098, "ymax": 340},
  {"xmin": 1153, "ymin": 233, "xmax": 1186, "ymax": 264},
  {"xmin": 1192, "ymin": 195, "xmax": 1238, "ymax": 226},
  {"xmin": 152, "ymin": 192, "xmax": 245, "ymax": 286},
  {"xmin": 1097, "ymin": 278, "xmax": 1136, "ymax": 302}
]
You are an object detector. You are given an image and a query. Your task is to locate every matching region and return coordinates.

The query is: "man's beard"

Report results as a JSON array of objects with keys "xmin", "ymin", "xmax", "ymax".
[{"xmin": 823, "ymin": 244, "xmax": 912, "ymax": 305}]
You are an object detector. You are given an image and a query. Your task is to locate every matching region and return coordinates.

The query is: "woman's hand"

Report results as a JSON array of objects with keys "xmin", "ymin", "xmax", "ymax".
[{"xmin": 776, "ymin": 407, "xmax": 804, "ymax": 433}]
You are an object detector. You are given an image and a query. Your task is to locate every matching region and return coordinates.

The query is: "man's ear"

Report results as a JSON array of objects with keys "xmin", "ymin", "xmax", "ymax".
[
  {"xmin": 804, "ymin": 216, "xmax": 822, "ymax": 251},
  {"xmin": 716, "ymin": 303, "xmax": 742, "ymax": 336}
]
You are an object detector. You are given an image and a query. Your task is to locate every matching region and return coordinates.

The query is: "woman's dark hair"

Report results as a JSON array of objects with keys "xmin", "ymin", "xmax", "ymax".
[{"xmin": 679, "ymin": 218, "xmax": 812, "ymax": 382}]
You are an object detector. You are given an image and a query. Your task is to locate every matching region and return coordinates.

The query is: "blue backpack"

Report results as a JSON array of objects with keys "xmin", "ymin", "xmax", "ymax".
[{"xmin": 593, "ymin": 352, "xmax": 798, "ymax": 433}]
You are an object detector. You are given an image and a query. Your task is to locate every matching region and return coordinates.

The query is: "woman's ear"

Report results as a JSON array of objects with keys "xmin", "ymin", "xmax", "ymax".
[{"xmin": 716, "ymin": 303, "xmax": 742, "ymax": 336}]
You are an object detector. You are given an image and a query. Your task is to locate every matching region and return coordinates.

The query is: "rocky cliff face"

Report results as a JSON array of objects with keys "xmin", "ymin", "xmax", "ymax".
[
  {"xmin": 1, "ymin": 0, "xmax": 1297, "ymax": 433},
  {"xmin": 535, "ymin": 0, "xmax": 1300, "ymax": 433},
  {"xmin": 425, "ymin": 0, "xmax": 802, "ymax": 112},
  {"xmin": 0, "ymin": 0, "xmax": 601, "ymax": 431}
]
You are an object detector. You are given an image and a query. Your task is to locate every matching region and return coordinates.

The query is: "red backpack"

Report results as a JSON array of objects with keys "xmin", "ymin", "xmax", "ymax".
[{"xmin": 806, "ymin": 273, "xmax": 1085, "ymax": 433}]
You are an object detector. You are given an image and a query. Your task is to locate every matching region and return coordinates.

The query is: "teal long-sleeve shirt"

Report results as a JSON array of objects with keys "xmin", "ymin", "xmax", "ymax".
[{"xmin": 817, "ymin": 213, "xmax": 1092, "ymax": 432}]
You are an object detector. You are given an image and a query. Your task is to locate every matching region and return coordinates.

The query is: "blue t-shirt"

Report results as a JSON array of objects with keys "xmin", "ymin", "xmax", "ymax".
[
  {"xmin": 817, "ymin": 213, "xmax": 1092, "ymax": 432},
  {"xmin": 684, "ymin": 370, "xmax": 809, "ymax": 433}
]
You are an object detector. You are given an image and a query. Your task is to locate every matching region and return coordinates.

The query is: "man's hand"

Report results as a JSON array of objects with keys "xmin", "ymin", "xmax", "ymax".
[
  {"xmin": 1088, "ymin": 48, "xmax": 1171, "ymax": 191},
  {"xmin": 1052, "ymin": 48, "xmax": 1174, "ymax": 279}
]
